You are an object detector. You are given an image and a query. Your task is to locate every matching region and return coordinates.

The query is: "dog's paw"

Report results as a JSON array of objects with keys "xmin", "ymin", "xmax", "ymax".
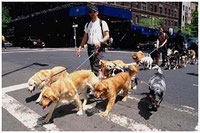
[
  {"xmin": 132, "ymin": 86, "xmax": 137, "ymax": 90},
  {"xmin": 122, "ymin": 97, "xmax": 127, "ymax": 102},
  {"xmin": 77, "ymin": 110, "xmax": 83, "ymax": 115},
  {"xmin": 42, "ymin": 118, "xmax": 50, "ymax": 124},
  {"xmin": 100, "ymin": 112, "xmax": 108, "ymax": 117}
]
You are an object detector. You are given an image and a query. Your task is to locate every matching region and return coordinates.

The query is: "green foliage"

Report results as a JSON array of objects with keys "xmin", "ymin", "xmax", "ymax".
[
  {"xmin": 139, "ymin": 17, "xmax": 164, "ymax": 29},
  {"xmin": 2, "ymin": 6, "xmax": 11, "ymax": 28},
  {"xmin": 181, "ymin": 6, "xmax": 198, "ymax": 37}
]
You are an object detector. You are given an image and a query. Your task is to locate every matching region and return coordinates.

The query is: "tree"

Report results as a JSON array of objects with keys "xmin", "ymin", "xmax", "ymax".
[
  {"xmin": 2, "ymin": 6, "xmax": 11, "ymax": 34},
  {"xmin": 190, "ymin": 8, "xmax": 198, "ymax": 37},
  {"xmin": 139, "ymin": 17, "xmax": 164, "ymax": 29},
  {"xmin": 181, "ymin": 6, "xmax": 198, "ymax": 37}
]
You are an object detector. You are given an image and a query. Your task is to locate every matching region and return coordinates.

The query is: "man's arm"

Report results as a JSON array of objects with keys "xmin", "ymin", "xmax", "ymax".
[
  {"xmin": 101, "ymin": 31, "xmax": 109, "ymax": 43},
  {"xmin": 78, "ymin": 32, "xmax": 88, "ymax": 50},
  {"xmin": 76, "ymin": 32, "xmax": 88, "ymax": 57}
]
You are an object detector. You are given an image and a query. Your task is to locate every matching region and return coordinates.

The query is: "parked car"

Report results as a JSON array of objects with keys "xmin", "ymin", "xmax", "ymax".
[
  {"xmin": 20, "ymin": 37, "xmax": 45, "ymax": 48},
  {"xmin": 4, "ymin": 41, "xmax": 13, "ymax": 47},
  {"xmin": 136, "ymin": 41, "xmax": 156, "ymax": 49}
]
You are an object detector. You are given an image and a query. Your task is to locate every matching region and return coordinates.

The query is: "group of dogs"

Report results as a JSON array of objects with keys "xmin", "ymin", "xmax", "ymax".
[
  {"xmin": 165, "ymin": 48, "xmax": 197, "ymax": 70},
  {"xmin": 27, "ymin": 51, "xmax": 166, "ymax": 124}
]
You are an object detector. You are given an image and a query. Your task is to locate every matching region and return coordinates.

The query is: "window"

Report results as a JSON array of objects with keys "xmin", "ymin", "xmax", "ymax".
[
  {"xmin": 168, "ymin": 9, "xmax": 170, "ymax": 16},
  {"xmin": 150, "ymin": 4, "xmax": 153, "ymax": 11},
  {"xmin": 175, "ymin": 21, "xmax": 178, "ymax": 26},
  {"xmin": 168, "ymin": 20, "xmax": 170, "ymax": 26},
  {"xmin": 136, "ymin": 15, "xmax": 139, "ymax": 24},
  {"xmin": 174, "ymin": 10, "xmax": 177, "ymax": 17},
  {"xmin": 141, "ymin": 2, "xmax": 147, "ymax": 10},
  {"xmin": 172, "ymin": 10, "xmax": 174, "ymax": 16},
  {"xmin": 136, "ymin": 2, "xmax": 139, "ymax": 8},
  {"xmin": 165, "ymin": 8, "xmax": 167, "ymax": 14},
  {"xmin": 183, "ymin": 15, "xmax": 185, "ymax": 21},
  {"xmin": 154, "ymin": 5, "xmax": 157, "ymax": 12},
  {"xmin": 160, "ymin": 7, "xmax": 163, "ymax": 14},
  {"xmin": 183, "ymin": 5, "xmax": 185, "ymax": 11}
]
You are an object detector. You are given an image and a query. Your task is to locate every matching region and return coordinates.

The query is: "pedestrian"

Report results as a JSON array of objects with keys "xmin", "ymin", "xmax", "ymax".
[
  {"xmin": 174, "ymin": 30, "xmax": 185, "ymax": 55},
  {"xmin": 76, "ymin": 6, "xmax": 109, "ymax": 76},
  {"xmin": 155, "ymin": 27, "xmax": 169, "ymax": 66},
  {"xmin": 2, "ymin": 35, "xmax": 6, "ymax": 49}
]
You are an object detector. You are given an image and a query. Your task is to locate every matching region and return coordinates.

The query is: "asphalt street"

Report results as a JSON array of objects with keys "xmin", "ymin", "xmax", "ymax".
[{"xmin": 2, "ymin": 47, "xmax": 199, "ymax": 131}]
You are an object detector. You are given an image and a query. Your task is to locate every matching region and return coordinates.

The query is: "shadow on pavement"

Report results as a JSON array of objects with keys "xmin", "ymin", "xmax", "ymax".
[{"xmin": 2, "ymin": 63, "xmax": 49, "ymax": 77}]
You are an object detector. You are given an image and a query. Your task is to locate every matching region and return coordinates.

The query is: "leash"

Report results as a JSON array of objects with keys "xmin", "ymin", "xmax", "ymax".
[
  {"xmin": 136, "ymin": 77, "xmax": 151, "ymax": 87},
  {"xmin": 149, "ymin": 49, "xmax": 158, "ymax": 55},
  {"xmin": 75, "ymin": 49, "xmax": 97, "ymax": 71}
]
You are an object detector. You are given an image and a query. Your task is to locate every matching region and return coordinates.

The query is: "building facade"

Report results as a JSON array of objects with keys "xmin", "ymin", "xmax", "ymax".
[
  {"xmin": 4, "ymin": 2, "xmax": 193, "ymax": 48},
  {"xmin": 180, "ymin": 2, "xmax": 192, "ymax": 28},
  {"xmin": 103, "ymin": 2, "xmax": 181, "ymax": 30}
]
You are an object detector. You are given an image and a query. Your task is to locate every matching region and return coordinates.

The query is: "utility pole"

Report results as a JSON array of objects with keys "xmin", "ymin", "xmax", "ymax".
[{"xmin": 72, "ymin": 23, "xmax": 78, "ymax": 48}]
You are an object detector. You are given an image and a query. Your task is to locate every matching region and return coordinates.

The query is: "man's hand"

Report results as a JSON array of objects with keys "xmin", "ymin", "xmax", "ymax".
[
  {"xmin": 76, "ymin": 47, "xmax": 81, "ymax": 57},
  {"xmin": 95, "ymin": 42, "xmax": 101, "ymax": 49}
]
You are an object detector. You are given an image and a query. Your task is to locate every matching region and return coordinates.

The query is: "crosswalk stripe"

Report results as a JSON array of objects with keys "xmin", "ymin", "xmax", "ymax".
[
  {"xmin": 98, "ymin": 112, "xmax": 160, "ymax": 131},
  {"xmin": 2, "ymin": 83, "xmax": 28, "ymax": 93},
  {"xmin": 2, "ymin": 93, "xmax": 61, "ymax": 131}
]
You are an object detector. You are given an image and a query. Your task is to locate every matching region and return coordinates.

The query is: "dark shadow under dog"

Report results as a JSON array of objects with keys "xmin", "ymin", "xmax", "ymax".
[
  {"xmin": 137, "ymin": 92, "xmax": 158, "ymax": 120},
  {"xmin": 36, "ymin": 103, "xmax": 77, "ymax": 126},
  {"xmin": 85, "ymin": 95, "xmax": 124, "ymax": 117},
  {"xmin": 25, "ymin": 92, "xmax": 40, "ymax": 103}
]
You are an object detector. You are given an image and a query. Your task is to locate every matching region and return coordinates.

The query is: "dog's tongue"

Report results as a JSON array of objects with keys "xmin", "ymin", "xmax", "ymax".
[{"xmin": 42, "ymin": 106, "xmax": 47, "ymax": 110}]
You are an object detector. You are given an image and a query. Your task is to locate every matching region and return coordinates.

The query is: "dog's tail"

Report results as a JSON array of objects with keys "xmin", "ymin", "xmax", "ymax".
[{"xmin": 152, "ymin": 65, "xmax": 163, "ymax": 74}]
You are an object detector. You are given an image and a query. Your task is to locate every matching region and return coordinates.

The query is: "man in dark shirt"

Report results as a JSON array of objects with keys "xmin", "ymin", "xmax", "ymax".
[{"xmin": 174, "ymin": 30, "xmax": 185, "ymax": 54}]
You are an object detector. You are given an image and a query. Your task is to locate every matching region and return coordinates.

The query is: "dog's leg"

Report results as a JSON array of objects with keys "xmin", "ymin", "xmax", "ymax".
[
  {"xmin": 43, "ymin": 102, "xmax": 58, "ymax": 123},
  {"xmin": 74, "ymin": 93, "xmax": 84, "ymax": 115},
  {"xmin": 101, "ymin": 96, "xmax": 116, "ymax": 117},
  {"xmin": 122, "ymin": 87, "xmax": 129, "ymax": 102},
  {"xmin": 80, "ymin": 89, "xmax": 87, "ymax": 110}
]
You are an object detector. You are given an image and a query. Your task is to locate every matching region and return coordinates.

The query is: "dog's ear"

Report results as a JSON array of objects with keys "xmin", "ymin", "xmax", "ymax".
[
  {"xmin": 50, "ymin": 89, "xmax": 60, "ymax": 101},
  {"xmin": 101, "ymin": 82, "xmax": 109, "ymax": 94}
]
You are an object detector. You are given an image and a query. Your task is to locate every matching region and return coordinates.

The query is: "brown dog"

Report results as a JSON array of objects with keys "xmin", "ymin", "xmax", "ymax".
[
  {"xmin": 94, "ymin": 64, "xmax": 139, "ymax": 117},
  {"xmin": 36, "ymin": 76, "xmax": 83, "ymax": 123},
  {"xmin": 28, "ymin": 66, "xmax": 68, "ymax": 93},
  {"xmin": 188, "ymin": 50, "xmax": 196, "ymax": 64},
  {"xmin": 132, "ymin": 51, "xmax": 145, "ymax": 64}
]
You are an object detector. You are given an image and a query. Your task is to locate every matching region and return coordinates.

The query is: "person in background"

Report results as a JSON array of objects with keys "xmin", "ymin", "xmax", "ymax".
[
  {"xmin": 76, "ymin": 6, "xmax": 109, "ymax": 76},
  {"xmin": 2, "ymin": 35, "xmax": 6, "ymax": 49},
  {"xmin": 174, "ymin": 30, "xmax": 185, "ymax": 55},
  {"xmin": 155, "ymin": 27, "xmax": 169, "ymax": 66}
]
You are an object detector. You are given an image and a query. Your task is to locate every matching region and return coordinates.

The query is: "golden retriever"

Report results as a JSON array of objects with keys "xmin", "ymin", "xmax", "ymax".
[
  {"xmin": 99, "ymin": 59, "xmax": 136, "ymax": 78},
  {"xmin": 94, "ymin": 64, "xmax": 139, "ymax": 117},
  {"xmin": 68, "ymin": 70, "xmax": 99, "ymax": 109},
  {"xmin": 28, "ymin": 66, "xmax": 68, "ymax": 93},
  {"xmin": 36, "ymin": 76, "xmax": 83, "ymax": 123}
]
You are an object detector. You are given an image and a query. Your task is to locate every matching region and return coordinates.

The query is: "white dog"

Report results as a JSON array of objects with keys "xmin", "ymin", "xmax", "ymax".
[{"xmin": 140, "ymin": 56, "xmax": 153, "ymax": 69}]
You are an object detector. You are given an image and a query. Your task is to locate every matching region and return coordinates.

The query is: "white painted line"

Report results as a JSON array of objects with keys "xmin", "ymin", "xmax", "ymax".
[
  {"xmin": 181, "ymin": 105, "xmax": 195, "ymax": 110},
  {"xmin": 192, "ymin": 84, "xmax": 198, "ymax": 87},
  {"xmin": 2, "ymin": 83, "xmax": 28, "ymax": 93},
  {"xmin": 98, "ymin": 112, "xmax": 160, "ymax": 131},
  {"xmin": 2, "ymin": 93, "xmax": 61, "ymax": 131}
]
